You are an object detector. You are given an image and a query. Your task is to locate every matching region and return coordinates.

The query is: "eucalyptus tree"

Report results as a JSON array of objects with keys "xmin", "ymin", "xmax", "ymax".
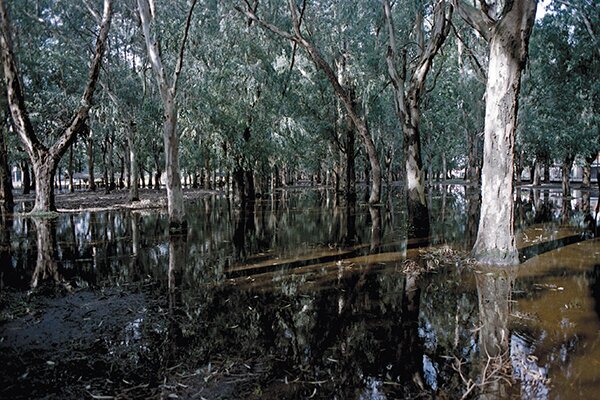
[
  {"xmin": 421, "ymin": 31, "xmax": 486, "ymax": 185},
  {"xmin": 520, "ymin": 2, "xmax": 598, "ymax": 195},
  {"xmin": 0, "ymin": 117, "xmax": 12, "ymax": 211},
  {"xmin": 454, "ymin": 0, "xmax": 537, "ymax": 265},
  {"xmin": 0, "ymin": 0, "xmax": 112, "ymax": 213},
  {"xmin": 137, "ymin": 0, "xmax": 197, "ymax": 231},
  {"xmin": 0, "ymin": 80, "xmax": 12, "ymax": 211},
  {"xmin": 383, "ymin": 0, "xmax": 453, "ymax": 237},
  {"xmin": 101, "ymin": 7, "xmax": 147, "ymax": 201},
  {"xmin": 238, "ymin": 0, "xmax": 383, "ymax": 204},
  {"xmin": 181, "ymin": 3, "xmax": 286, "ymax": 199}
]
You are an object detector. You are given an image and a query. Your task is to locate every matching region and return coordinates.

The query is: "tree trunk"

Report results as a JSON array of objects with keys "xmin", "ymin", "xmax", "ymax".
[
  {"xmin": 244, "ymin": 169, "xmax": 255, "ymax": 199},
  {"xmin": 0, "ymin": 127, "xmax": 13, "ymax": 211},
  {"xmin": 128, "ymin": 122, "xmax": 139, "ymax": 201},
  {"xmin": 441, "ymin": 151, "xmax": 447, "ymax": 182},
  {"xmin": 404, "ymin": 112, "xmax": 430, "ymax": 238},
  {"xmin": 233, "ymin": 166, "xmax": 245, "ymax": 204},
  {"xmin": 86, "ymin": 124, "xmax": 95, "ymax": 191},
  {"xmin": 21, "ymin": 161, "xmax": 30, "ymax": 194},
  {"xmin": 32, "ymin": 154, "xmax": 57, "ymax": 212},
  {"xmin": 459, "ymin": 0, "xmax": 537, "ymax": 265},
  {"xmin": 383, "ymin": 0, "xmax": 451, "ymax": 237},
  {"xmin": 107, "ymin": 134, "xmax": 115, "ymax": 191},
  {"xmin": 515, "ymin": 148, "xmax": 524, "ymax": 186},
  {"xmin": 533, "ymin": 160, "xmax": 542, "ymax": 186},
  {"xmin": 140, "ymin": 166, "xmax": 146, "ymax": 188},
  {"xmin": 543, "ymin": 157, "xmax": 550, "ymax": 182},
  {"xmin": 384, "ymin": 146, "xmax": 393, "ymax": 189},
  {"xmin": 137, "ymin": 0, "xmax": 195, "ymax": 232},
  {"xmin": 344, "ymin": 114, "xmax": 356, "ymax": 202},
  {"xmin": 68, "ymin": 145, "xmax": 74, "ymax": 193},
  {"xmin": 561, "ymin": 154, "xmax": 574, "ymax": 198},
  {"xmin": 582, "ymin": 153, "xmax": 596, "ymax": 189},
  {"xmin": 118, "ymin": 155, "xmax": 125, "ymax": 189},
  {"xmin": 203, "ymin": 156, "xmax": 211, "ymax": 190},
  {"xmin": 56, "ymin": 166, "xmax": 62, "ymax": 191},
  {"xmin": 0, "ymin": 0, "xmax": 112, "ymax": 212}
]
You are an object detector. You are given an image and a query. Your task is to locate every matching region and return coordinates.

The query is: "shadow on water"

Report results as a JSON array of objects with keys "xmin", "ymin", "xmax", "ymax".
[{"xmin": 0, "ymin": 186, "xmax": 599, "ymax": 399}]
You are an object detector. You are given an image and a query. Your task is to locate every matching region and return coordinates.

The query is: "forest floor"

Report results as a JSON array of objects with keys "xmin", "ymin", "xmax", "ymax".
[
  {"xmin": 12, "ymin": 187, "xmax": 219, "ymax": 212},
  {"xmin": 11, "ymin": 180, "xmax": 599, "ymax": 210}
]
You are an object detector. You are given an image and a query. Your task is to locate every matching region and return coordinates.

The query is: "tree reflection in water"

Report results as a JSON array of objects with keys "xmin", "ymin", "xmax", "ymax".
[
  {"xmin": 0, "ymin": 209, "xmax": 11, "ymax": 287},
  {"xmin": 1, "ymin": 188, "xmax": 598, "ymax": 398},
  {"xmin": 474, "ymin": 268, "xmax": 514, "ymax": 399},
  {"xmin": 30, "ymin": 217, "xmax": 63, "ymax": 288}
]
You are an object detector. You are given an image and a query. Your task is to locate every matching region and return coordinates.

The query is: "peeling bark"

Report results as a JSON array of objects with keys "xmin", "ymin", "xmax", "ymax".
[{"xmin": 457, "ymin": 0, "xmax": 537, "ymax": 265}]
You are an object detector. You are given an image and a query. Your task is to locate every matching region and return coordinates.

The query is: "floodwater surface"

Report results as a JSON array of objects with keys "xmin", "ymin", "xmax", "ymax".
[{"xmin": 0, "ymin": 186, "xmax": 599, "ymax": 399}]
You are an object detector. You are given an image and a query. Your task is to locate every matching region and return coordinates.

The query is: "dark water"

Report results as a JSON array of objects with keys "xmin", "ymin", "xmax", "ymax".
[{"xmin": 0, "ymin": 186, "xmax": 599, "ymax": 399}]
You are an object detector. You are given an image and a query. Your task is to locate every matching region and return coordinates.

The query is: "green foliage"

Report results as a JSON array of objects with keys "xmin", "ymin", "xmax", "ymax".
[
  {"xmin": 2, "ymin": 0, "xmax": 594, "ymax": 190},
  {"xmin": 519, "ymin": 1, "xmax": 599, "ymax": 164}
]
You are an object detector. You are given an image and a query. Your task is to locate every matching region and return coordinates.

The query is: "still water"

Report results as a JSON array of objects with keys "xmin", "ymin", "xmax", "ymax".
[{"xmin": 0, "ymin": 186, "xmax": 599, "ymax": 399}]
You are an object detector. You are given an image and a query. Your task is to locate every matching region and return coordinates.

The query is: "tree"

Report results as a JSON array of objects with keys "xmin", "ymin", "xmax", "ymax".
[
  {"xmin": 0, "ymin": 120, "xmax": 12, "ymax": 212},
  {"xmin": 0, "ymin": 79, "xmax": 13, "ymax": 211},
  {"xmin": 238, "ymin": 0, "xmax": 383, "ymax": 204},
  {"xmin": 455, "ymin": 0, "xmax": 538, "ymax": 265},
  {"xmin": 383, "ymin": 0, "xmax": 453, "ymax": 237},
  {"xmin": 519, "ymin": 0, "xmax": 599, "ymax": 194},
  {"xmin": 0, "ymin": 0, "xmax": 112, "ymax": 213},
  {"xmin": 137, "ymin": 0, "xmax": 197, "ymax": 231}
]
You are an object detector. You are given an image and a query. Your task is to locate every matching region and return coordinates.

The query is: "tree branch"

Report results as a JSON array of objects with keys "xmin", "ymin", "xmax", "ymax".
[
  {"xmin": 383, "ymin": 0, "xmax": 408, "ymax": 120},
  {"xmin": 138, "ymin": 0, "xmax": 169, "ymax": 101},
  {"xmin": 452, "ymin": 0, "xmax": 494, "ymax": 41},
  {"xmin": 234, "ymin": 3, "xmax": 297, "ymax": 42},
  {"xmin": 412, "ymin": 1, "xmax": 453, "ymax": 93},
  {"xmin": 451, "ymin": 21, "xmax": 487, "ymax": 81},
  {"xmin": 172, "ymin": 0, "xmax": 198, "ymax": 96},
  {"xmin": 0, "ymin": 0, "xmax": 42, "ymax": 158},
  {"xmin": 51, "ymin": 0, "xmax": 112, "ymax": 160}
]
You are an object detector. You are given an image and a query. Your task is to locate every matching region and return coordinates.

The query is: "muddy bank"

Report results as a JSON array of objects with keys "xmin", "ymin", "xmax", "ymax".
[
  {"xmin": 12, "ymin": 188, "xmax": 218, "ymax": 212},
  {"xmin": 0, "ymin": 286, "xmax": 160, "ymax": 399}
]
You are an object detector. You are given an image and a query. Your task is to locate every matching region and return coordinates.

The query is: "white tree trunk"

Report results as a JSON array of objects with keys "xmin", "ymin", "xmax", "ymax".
[
  {"xmin": 163, "ymin": 97, "xmax": 185, "ymax": 228},
  {"xmin": 457, "ymin": 0, "xmax": 537, "ymax": 265},
  {"xmin": 0, "ymin": 0, "xmax": 112, "ymax": 212},
  {"xmin": 472, "ymin": 34, "xmax": 522, "ymax": 264},
  {"xmin": 138, "ymin": 0, "xmax": 195, "ymax": 231},
  {"xmin": 128, "ymin": 123, "xmax": 139, "ymax": 201}
]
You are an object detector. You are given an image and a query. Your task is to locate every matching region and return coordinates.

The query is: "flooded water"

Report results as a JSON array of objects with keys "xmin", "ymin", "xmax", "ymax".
[{"xmin": 0, "ymin": 186, "xmax": 599, "ymax": 399}]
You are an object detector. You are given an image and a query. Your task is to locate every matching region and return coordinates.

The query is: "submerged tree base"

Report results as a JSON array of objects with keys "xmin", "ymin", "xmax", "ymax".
[
  {"xmin": 27, "ymin": 210, "xmax": 60, "ymax": 219},
  {"xmin": 169, "ymin": 220, "xmax": 188, "ymax": 235},
  {"xmin": 472, "ymin": 248, "xmax": 520, "ymax": 266}
]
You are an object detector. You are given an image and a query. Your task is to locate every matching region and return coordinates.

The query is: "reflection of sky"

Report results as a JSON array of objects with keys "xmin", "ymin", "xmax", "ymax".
[
  {"xmin": 422, "ymin": 354, "xmax": 438, "ymax": 391},
  {"xmin": 359, "ymin": 377, "xmax": 386, "ymax": 400},
  {"xmin": 511, "ymin": 332, "xmax": 550, "ymax": 399}
]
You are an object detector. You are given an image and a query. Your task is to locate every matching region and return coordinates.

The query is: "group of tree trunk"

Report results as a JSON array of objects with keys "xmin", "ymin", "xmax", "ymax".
[
  {"xmin": 0, "ymin": 0, "xmax": 565, "ymax": 266},
  {"xmin": 0, "ymin": 0, "xmax": 112, "ymax": 213}
]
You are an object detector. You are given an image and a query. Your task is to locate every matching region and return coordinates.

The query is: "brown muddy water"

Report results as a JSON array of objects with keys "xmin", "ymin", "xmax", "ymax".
[{"xmin": 0, "ymin": 186, "xmax": 599, "ymax": 399}]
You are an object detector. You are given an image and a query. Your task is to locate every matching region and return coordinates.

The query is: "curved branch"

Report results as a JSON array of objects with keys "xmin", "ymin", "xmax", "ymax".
[
  {"xmin": 173, "ymin": 0, "xmax": 198, "ymax": 96},
  {"xmin": 453, "ymin": 0, "xmax": 494, "ymax": 41},
  {"xmin": 0, "ymin": 0, "xmax": 44, "ymax": 158},
  {"xmin": 51, "ymin": 0, "xmax": 112, "ymax": 160}
]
